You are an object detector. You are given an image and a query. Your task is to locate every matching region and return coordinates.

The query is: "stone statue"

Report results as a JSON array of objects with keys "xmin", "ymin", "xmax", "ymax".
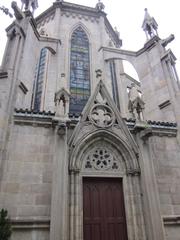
[
  {"xmin": 114, "ymin": 27, "xmax": 120, "ymax": 38},
  {"xmin": 142, "ymin": 8, "xmax": 158, "ymax": 40},
  {"xmin": 54, "ymin": 88, "xmax": 70, "ymax": 119},
  {"xmin": 11, "ymin": 1, "xmax": 24, "ymax": 20},
  {"xmin": 21, "ymin": 0, "xmax": 38, "ymax": 14},
  {"xmin": 95, "ymin": 0, "xmax": 105, "ymax": 11},
  {"xmin": 128, "ymin": 83, "xmax": 145, "ymax": 121}
]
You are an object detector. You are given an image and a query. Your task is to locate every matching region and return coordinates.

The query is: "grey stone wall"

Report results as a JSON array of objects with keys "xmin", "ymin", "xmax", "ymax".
[
  {"xmin": 0, "ymin": 124, "xmax": 54, "ymax": 218},
  {"xmin": 150, "ymin": 136, "xmax": 180, "ymax": 239},
  {"xmin": 11, "ymin": 229, "xmax": 49, "ymax": 240}
]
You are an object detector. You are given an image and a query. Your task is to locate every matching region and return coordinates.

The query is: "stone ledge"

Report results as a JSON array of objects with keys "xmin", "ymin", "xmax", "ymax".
[
  {"xmin": 11, "ymin": 218, "xmax": 50, "ymax": 229},
  {"xmin": 14, "ymin": 109, "xmax": 178, "ymax": 137},
  {"xmin": 14, "ymin": 109, "xmax": 55, "ymax": 127},
  {"xmin": 0, "ymin": 71, "xmax": 8, "ymax": 79},
  {"xmin": 15, "ymin": 108, "xmax": 55, "ymax": 116},
  {"xmin": 139, "ymin": 126, "xmax": 177, "ymax": 140},
  {"xmin": 163, "ymin": 215, "xmax": 180, "ymax": 225}
]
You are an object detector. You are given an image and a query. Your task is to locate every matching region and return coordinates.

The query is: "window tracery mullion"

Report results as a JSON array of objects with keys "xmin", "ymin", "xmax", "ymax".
[{"xmin": 69, "ymin": 27, "xmax": 90, "ymax": 114}]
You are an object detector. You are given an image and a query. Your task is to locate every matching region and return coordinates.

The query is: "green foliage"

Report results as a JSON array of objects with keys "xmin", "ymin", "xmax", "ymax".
[{"xmin": 0, "ymin": 209, "xmax": 12, "ymax": 240}]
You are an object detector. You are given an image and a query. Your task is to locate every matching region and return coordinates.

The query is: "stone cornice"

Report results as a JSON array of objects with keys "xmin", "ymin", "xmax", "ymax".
[
  {"xmin": 35, "ymin": 1, "xmax": 122, "ymax": 48},
  {"xmin": 124, "ymin": 119, "xmax": 177, "ymax": 138},
  {"xmin": 11, "ymin": 218, "xmax": 50, "ymax": 229},
  {"xmin": 14, "ymin": 109, "xmax": 55, "ymax": 127},
  {"xmin": 163, "ymin": 215, "xmax": 180, "ymax": 225},
  {"xmin": 14, "ymin": 110, "xmax": 178, "ymax": 139},
  {"xmin": 139, "ymin": 125, "xmax": 177, "ymax": 140},
  {"xmin": 35, "ymin": 5, "xmax": 55, "ymax": 24}
]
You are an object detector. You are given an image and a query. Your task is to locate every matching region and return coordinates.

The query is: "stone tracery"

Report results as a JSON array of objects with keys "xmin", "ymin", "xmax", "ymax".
[
  {"xmin": 84, "ymin": 147, "xmax": 120, "ymax": 171},
  {"xmin": 89, "ymin": 104, "xmax": 115, "ymax": 128}
]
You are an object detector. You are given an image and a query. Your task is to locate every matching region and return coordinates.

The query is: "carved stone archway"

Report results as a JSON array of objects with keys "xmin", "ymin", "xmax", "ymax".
[{"xmin": 69, "ymin": 131, "xmax": 145, "ymax": 240}]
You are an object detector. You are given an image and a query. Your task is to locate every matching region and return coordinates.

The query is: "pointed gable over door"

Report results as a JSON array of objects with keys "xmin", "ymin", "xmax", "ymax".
[{"xmin": 69, "ymin": 80, "xmax": 140, "ymax": 174}]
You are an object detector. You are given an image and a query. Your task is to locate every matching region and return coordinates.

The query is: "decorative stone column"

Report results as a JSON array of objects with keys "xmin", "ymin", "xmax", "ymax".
[
  {"xmin": 50, "ymin": 122, "xmax": 69, "ymax": 240},
  {"xmin": 136, "ymin": 128, "xmax": 165, "ymax": 240}
]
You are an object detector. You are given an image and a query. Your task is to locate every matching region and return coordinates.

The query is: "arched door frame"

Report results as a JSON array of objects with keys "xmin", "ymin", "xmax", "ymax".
[{"xmin": 69, "ymin": 131, "xmax": 146, "ymax": 240}]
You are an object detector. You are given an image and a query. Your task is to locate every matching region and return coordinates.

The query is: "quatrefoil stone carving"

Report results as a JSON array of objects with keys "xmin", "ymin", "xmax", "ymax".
[{"xmin": 89, "ymin": 104, "xmax": 115, "ymax": 128}]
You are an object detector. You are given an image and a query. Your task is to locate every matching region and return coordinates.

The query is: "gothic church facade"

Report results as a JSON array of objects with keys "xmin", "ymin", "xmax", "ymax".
[{"xmin": 0, "ymin": 1, "xmax": 180, "ymax": 240}]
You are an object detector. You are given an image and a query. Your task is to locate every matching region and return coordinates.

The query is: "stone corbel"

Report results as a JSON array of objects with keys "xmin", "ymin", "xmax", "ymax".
[
  {"xmin": 54, "ymin": 87, "xmax": 70, "ymax": 120},
  {"xmin": 52, "ymin": 119, "xmax": 67, "ymax": 136},
  {"xmin": 57, "ymin": 122, "xmax": 66, "ymax": 135}
]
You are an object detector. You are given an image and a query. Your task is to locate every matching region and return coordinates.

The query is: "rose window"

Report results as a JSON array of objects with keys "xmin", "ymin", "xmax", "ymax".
[{"xmin": 84, "ymin": 148, "xmax": 119, "ymax": 171}]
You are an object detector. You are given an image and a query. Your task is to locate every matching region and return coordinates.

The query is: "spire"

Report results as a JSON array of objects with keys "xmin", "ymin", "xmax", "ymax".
[
  {"xmin": 142, "ymin": 8, "xmax": 158, "ymax": 40},
  {"xmin": 21, "ymin": 0, "xmax": 38, "ymax": 15},
  {"xmin": 95, "ymin": 0, "xmax": 105, "ymax": 11}
]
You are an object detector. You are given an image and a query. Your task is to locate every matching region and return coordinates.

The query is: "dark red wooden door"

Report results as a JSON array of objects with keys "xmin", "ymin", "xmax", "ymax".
[{"xmin": 83, "ymin": 178, "xmax": 128, "ymax": 240}]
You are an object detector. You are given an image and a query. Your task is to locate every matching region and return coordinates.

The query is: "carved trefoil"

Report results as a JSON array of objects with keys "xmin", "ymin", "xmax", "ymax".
[{"xmin": 83, "ymin": 147, "xmax": 120, "ymax": 172}]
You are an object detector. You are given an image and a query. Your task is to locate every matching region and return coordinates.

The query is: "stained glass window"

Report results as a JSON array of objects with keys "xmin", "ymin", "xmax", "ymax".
[
  {"xmin": 32, "ymin": 48, "xmax": 47, "ymax": 111},
  {"xmin": 69, "ymin": 27, "xmax": 90, "ymax": 114}
]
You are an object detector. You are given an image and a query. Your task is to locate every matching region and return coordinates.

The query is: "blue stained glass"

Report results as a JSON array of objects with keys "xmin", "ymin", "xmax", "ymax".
[
  {"xmin": 33, "ymin": 48, "xmax": 47, "ymax": 111},
  {"xmin": 69, "ymin": 27, "xmax": 90, "ymax": 114}
]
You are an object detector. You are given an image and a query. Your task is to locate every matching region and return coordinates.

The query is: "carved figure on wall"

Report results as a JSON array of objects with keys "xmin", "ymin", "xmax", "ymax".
[
  {"xmin": 11, "ymin": 1, "xmax": 24, "ymax": 20},
  {"xmin": 95, "ymin": 0, "xmax": 105, "ymax": 11},
  {"xmin": 128, "ymin": 83, "xmax": 145, "ymax": 121},
  {"xmin": 142, "ymin": 8, "xmax": 158, "ymax": 40},
  {"xmin": 54, "ymin": 88, "xmax": 70, "ymax": 119},
  {"xmin": 114, "ymin": 27, "xmax": 120, "ymax": 38},
  {"xmin": 21, "ymin": 0, "xmax": 38, "ymax": 14}
]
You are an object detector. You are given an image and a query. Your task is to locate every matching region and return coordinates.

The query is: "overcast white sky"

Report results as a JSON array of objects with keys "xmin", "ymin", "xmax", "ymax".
[{"xmin": 0, "ymin": 0, "xmax": 180, "ymax": 76}]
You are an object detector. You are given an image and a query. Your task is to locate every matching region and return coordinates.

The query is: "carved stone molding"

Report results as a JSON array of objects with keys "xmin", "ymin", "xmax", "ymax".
[
  {"xmin": 126, "ymin": 168, "xmax": 141, "ymax": 176},
  {"xmin": 37, "ymin": 13, "xmax": 55, "ymax": 29},
  {"xmin": 11, "ymin": 218, "xmax": 50, "ymax": 229},
  {"xmin": 61, "ymin": 11, "xmax": 99, "ymax": 23},
  {"xmin": 139, "ymin": 126, "xmax": 177, "ymax": 141}
]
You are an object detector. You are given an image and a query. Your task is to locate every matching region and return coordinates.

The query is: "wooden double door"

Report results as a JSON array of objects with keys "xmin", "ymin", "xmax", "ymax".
[{"xmin": 83, "ymin": 178, "xmax": 128, "ymax": 240}]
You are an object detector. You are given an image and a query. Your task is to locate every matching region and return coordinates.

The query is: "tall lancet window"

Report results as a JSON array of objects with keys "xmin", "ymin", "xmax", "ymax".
[
  {"xmin": 69, "ymin": 26, "xmax": 90, "ymax": 114},
  {"xmin": 32, "ymin": 48, "xmax": 48, "ymax": 111}
]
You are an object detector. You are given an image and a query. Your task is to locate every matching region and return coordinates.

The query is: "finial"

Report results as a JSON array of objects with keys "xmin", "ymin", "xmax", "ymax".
[
  {"xmin": 95, "ymin": 0, "xmax": 105, "ymax": 11},
  {"xmin": 114, "ymin": 27, "xmax": 120, "ymax": 38},
  {"xmin": 142, "ymin": 8, "xmax": 158, "ymax": 40},
  {"xmin": 21, "ymin": 0, "xmax": 38, "ymax": 15}
]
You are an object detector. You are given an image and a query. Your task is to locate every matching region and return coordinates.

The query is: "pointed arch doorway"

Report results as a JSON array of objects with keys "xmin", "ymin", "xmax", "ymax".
[{"xmin": 83, "ymin": 177, "xmax": 128, "ymax": 240}]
